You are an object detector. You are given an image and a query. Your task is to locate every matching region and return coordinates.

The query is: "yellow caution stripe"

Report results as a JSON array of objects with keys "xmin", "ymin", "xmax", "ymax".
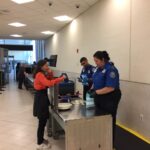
[{"xmin": 116, "ymin": 122, "xmax": 150, "ymax": 144}]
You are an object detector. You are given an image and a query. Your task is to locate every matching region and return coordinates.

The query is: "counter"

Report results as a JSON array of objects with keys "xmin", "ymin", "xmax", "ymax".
[{"xmin": 49, "ymin": 102, "xmax": 113, "ymax": 150}]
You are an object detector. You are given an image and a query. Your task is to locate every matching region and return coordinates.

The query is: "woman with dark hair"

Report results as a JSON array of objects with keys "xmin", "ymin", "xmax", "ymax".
[
  {"xmin": 91, "ymin": 51, "xmax": 121, "ymax": 150},
  {"xmin": 33, "ymin": 59, "xmax": 65, "ymax": 150}
]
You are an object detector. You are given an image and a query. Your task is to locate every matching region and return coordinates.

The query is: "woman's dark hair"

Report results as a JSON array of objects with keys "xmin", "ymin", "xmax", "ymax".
[
  {"xmin": 93, "ymin": 51, "xmax": 110, "ymax": 62},
  {"xmin": 44, "ymin": 57, "xmax": 49, "ymax": 62},
  {"xmin": 33, "ymin": 59, "xmax": 47, "ymax": 78}
]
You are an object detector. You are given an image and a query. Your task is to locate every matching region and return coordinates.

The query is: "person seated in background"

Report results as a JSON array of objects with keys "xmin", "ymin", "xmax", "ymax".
[
  {"xmin": 79, "ymin": 57, "xmax": 95, "ymax": 100},
  {"xmin": 17, "ymin": 64, "xmax": 26, "ymax": 89}
]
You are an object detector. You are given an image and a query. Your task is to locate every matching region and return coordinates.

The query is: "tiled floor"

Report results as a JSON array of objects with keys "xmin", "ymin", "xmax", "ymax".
[{"xmin": 0, "ymin": 78, "xmax": 65, "ymax": 150}]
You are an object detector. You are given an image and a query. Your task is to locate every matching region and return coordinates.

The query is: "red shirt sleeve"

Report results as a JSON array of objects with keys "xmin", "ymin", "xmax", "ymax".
[{"xmin": 37, "ymin": 73, "xmax": 64, "ymax": 87}]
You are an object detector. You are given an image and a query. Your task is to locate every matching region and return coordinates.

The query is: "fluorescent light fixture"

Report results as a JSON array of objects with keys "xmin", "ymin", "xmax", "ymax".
[
  {"xmin": 8, "ymin": 22, "xmax": 26, "ymax": 27},
  {"xmin": 41, "ymin": 31, "xmax": 54, "ymax": 35},
  {"xmin": 11, "ymin": 0, "xmax": 35, "ymax": 4},
  {"xmin": 54, "ymin": 15, "xmax": 72, "ymax": 22},
  {"xmin": 10, "ymin": 34, "xmax": 23, "ymax": 37}
]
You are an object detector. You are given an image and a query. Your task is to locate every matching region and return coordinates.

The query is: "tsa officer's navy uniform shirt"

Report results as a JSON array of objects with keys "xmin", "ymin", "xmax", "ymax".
[
  {"xmin": 93, "ymin": 62, "xmax": 120, "ymax": 90},
  {"xmin": 80, "ymin": 64, "xmax": 95, "ymax": 85}
]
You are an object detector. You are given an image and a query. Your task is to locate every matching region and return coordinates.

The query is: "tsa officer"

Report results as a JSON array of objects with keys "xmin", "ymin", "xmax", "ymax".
[
  {"xmin": 92, "ymin": 51, "xmax": 121, "ymax": 149},
  {"xmin": 79, "ymin": 57, "xmax": 95, "ymax": 100}
]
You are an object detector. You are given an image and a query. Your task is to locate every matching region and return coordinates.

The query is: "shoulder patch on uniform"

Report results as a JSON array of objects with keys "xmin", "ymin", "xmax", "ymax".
[{"xmin": 110, "ymin": 71, "xmax": 116, "ymax": 78}]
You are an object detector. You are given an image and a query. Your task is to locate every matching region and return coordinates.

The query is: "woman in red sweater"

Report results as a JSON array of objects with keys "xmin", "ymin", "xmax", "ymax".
[{"xmin": 33, "ymin": 59, "xmax": 65, "ymax": 150}]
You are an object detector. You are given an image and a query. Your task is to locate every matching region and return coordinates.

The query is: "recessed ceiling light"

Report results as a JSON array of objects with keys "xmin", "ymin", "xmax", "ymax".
[
  {"xmin": 11, "ymin": 0, "xmax": 35, "ymax": 4},
  {"xmin": 41, "ymin": 31, "xmax": 54, "ymax": 35},
  {"xmin": 10, "ymin": 34, "xmax": 23, "ymax": 37},
  {"xmin": 8, "ymin": 22, "xmax": 26, "ymax": 27},
  {"xmin": 54, "ymin": 15, "xmax": 72, "ymax": 22}
]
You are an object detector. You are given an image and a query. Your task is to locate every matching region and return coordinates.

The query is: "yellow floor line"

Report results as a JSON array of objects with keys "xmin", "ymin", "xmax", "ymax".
[{"xmin": 117, "ymin": 122, "xmax": 150, "ymax": 145}]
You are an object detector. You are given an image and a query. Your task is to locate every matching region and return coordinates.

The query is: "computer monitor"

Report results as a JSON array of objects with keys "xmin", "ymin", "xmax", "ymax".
[{"xmin": 49, "ymin": 55, "xmax": 57, "ymax": 67}]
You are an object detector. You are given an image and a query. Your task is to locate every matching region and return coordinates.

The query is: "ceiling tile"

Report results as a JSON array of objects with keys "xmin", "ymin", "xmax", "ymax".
[{"xmin": 0, "ymin": 0, "xmax": 99, "ymax": 39}]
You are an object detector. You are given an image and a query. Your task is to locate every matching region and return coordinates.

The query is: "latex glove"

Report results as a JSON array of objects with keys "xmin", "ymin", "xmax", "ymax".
[
  {"xmin": 82, "ymin": 77, "xmax": 89, "ymax": 86},
  {"xmin": 88, "ymin": 89, "xmax": 96, "ymax": 98}
]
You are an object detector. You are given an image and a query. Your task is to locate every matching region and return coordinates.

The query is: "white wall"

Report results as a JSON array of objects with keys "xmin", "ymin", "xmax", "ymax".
[
  {"xmin": 45, "ymin": 0, "xmax": 131, "ymax": 80},
  {"xmin": 130, "ymin": 0, "xmax": 150, "ymax": 83},
  {"xmin": 45, "ymin": 0, "xmax": 150, "ymax": 140}
]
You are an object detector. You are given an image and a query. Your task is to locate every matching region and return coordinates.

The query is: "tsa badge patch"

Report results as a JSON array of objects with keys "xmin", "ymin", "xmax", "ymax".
[{"xmin": 110, "ymin": 72, "xmax": 116, "ymax": 79}]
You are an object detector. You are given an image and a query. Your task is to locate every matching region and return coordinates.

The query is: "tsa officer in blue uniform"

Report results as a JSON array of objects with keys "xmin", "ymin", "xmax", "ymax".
[
  {"xmin": 92, "ymin": 51, "xmax": 121, "ymax": 149},
  {"xmin": 79, "ymin": 57, "xmax": 95, "ymax": 100}
]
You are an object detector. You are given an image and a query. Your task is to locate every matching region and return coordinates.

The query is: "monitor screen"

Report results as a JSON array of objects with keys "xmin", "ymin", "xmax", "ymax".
[{"xmin": 49, "ymin": 55, "xmax": 57, "ymax": 67}]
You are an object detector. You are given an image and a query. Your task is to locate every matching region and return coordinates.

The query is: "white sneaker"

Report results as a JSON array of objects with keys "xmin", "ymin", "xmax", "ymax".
[{"xmin": 36, "ymin": 143, "xmax": 51, "ymax": 150}]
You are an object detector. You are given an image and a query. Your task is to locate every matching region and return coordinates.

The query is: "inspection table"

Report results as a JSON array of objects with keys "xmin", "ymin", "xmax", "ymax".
[
  {"xmin": 49, "ymin": 102, "xmax": 113, "ymax": 150},
  {"xmin": 25, "ymin": 76, "xmax": 113, "ymax": 150}
]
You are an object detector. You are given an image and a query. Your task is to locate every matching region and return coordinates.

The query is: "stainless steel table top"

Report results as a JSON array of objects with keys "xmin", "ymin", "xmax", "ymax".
[{"xmin": 56, "ymin": 103, "xmax": 96, "ymax": 122}]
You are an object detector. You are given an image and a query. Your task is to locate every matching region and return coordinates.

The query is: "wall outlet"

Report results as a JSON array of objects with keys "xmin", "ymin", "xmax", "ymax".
[{"xmin": 140, "ymin": 114, "xmax": 144, "ymax": 121}]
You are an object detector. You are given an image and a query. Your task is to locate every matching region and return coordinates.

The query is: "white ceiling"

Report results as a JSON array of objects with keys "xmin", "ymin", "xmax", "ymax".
[{"xmin": 0, "ymin": 0, "xmax": 99, "ymax": 40}]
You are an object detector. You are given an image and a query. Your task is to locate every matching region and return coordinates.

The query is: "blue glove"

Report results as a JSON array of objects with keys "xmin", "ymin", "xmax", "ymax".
[
  {"xmin": 81, "ymin": 75, "xmax": 89, "ymax": 86},
  {"xmin": 87, "ymin": 89, "xmax": 96, "ymax": 98}
]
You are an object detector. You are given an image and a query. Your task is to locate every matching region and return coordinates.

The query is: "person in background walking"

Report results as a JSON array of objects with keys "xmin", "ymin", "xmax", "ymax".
[
  {"xmin": 16, "ymin": 62, "xmax": 20, "ymax": 81},
  {"xmin": 17, "ymin": 64, "xmax": 26, "ymax": 89}
]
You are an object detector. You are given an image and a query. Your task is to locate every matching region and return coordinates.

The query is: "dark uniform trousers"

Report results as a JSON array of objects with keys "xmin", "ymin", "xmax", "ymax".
[
  {"xmin": 83, "ymin": 82, "xmax": 93, "ymax": 100},
  {"xmin": 33, "ymin": 89, "xmax": 50, "ymax": 145},
  {"xmin": 83, "ymin": 85, "xmax": 92, "ymax": 100},
  {"xmin": 94, "ymin": 89, "xmax": 121, "ymax": 147}
]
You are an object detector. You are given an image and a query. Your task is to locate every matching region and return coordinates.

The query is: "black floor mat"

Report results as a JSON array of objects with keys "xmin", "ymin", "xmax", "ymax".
[{"xmin": 115, "ymin": 126, "xmax": 150, "ymax": 150}]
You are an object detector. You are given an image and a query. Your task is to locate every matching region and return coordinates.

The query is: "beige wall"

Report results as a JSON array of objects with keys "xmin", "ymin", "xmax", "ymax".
[
  {"xmin": 130, "ymin": 0, "xmax": 150, "ymax": 83},
  {"xmin": 45, "ymin": 0, "xmax": 150, "ymax": 140},
  {"xmin": 45, "ymin": 0, "xmax": 131, "ymax": 80}
]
